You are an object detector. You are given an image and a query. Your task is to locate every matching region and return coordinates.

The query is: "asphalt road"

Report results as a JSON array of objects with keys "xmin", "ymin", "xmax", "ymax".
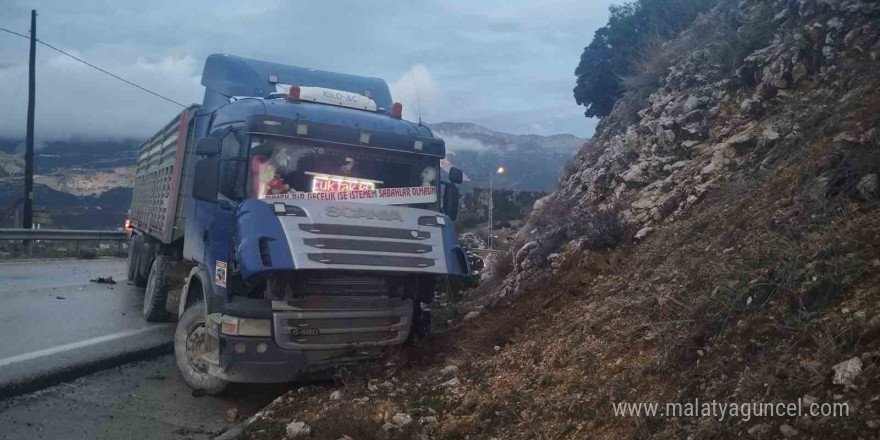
[
  {"xmin": 0, "ymin": 258, "xmax": 174, "ymax": 397},
  {"xmin": 0, "ymin": 354, "xmax": 284, "ymax": 440},
  {"xmin": 0, "ymin": 258, "xmax": 289, "ymax": 439}
]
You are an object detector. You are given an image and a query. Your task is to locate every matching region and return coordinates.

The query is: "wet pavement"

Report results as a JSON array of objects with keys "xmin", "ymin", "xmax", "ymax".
[
  {"xmin": 0, "ymin": 258, "xmax": 288, "ymax": 438},
  {"xmin": 0, "ymin": 354, "xmax": 285, "ymax": 440},
  {"xmin": 0, "ymin": 258, "xmax": 173, "ymax": 397}
]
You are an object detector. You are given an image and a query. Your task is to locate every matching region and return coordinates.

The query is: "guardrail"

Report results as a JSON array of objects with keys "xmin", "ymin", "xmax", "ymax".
[
  {"xmin": 0, "ymin": 228, "xmax": 128, "ymax": 258},
  {"xmin": 0, "ymin": 229, "xmax": 127, "ymax": 241}
]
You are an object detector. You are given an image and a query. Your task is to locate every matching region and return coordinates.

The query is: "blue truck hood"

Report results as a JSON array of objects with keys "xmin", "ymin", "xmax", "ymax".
[{"xmin": 234, "ymin": 199, "xmax": 468, "ymax": 280}]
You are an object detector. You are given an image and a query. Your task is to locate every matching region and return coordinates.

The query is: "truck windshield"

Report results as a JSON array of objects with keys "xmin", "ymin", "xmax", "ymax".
[{"xmin": 248, "ymin": 136, "xmax": 440, "ymax": 208}]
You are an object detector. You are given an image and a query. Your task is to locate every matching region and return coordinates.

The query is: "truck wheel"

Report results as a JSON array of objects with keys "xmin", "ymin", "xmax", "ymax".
[
  {"xmin": 143, "ymin": 255, "xmax": 170, "ymax": 322},
  {"xmin": 175, "ymin": 300, "xmax": 227, "ymax": 395},
  {"xmin": 133, "ymin": 244, "xmax": 148, "ymax": 287},
  {"xmin": 126, "ymin": 235, "xmax": 141, "ymax": 281}
]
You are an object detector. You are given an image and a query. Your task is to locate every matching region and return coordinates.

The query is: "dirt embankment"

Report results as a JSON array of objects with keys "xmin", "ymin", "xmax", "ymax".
[{"xmin": 240, "ymin": 1, "xmax": 880, "ymax": 438}]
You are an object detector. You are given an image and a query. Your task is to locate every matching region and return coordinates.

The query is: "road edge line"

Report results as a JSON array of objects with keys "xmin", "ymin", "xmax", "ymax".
[{"xmin": 0, "ymin": 341, "xmax": 173, "ymax": 401}]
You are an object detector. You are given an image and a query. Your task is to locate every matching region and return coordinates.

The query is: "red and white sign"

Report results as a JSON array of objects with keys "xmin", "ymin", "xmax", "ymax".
[
  {"xmin": 264, "ymin": 186, "xmax": 437, "ymax": 205},
  {"xmin": 307, "ymin": 172, "xmax": 379, "ymax": 193}
]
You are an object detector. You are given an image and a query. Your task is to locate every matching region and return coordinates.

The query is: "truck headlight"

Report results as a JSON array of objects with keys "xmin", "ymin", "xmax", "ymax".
[{"xmin": 219, "ymin": 316, "xmax": 272, "ymax": 337}]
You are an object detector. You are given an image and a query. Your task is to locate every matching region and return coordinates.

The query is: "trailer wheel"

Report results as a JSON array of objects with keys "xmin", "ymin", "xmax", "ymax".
[
  {"xmin": 126, "ymin": 235, "xmax": 141, "ymax": 281},
  {"xmin": 133, "ymin": 243, "xmax": 149, "ymax": 287},
  {"xmin": 143, "ymin": 255, "xmax": 170, "ymax": 322},
  {"xmin": 175, "ymin": 300, "xmax": 227, "ymax": 395}
]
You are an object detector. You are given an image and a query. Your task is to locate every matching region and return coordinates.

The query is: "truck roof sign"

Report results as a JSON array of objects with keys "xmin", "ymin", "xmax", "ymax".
[{"xmin": 277, "ymin": 84, "xmax": 378, "ymax": 112}]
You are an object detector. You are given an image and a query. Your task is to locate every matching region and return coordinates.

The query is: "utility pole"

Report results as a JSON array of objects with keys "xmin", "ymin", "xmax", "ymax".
[
  {"xmin": 23, "ymin": 9, "xmax": 36, "ymax": 230},
  {"xmin": 487, "ymin": 166, "xmax": 504, "ymax": 250},
  {"xmin": 488, "ymin": 173, "xmax": 493, "ymax": 251}
]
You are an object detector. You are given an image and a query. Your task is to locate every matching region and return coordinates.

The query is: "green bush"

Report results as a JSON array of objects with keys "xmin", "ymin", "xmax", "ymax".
[{"xmin": 574, "ymin": 0, "xmax": 716, "ymax": 118}]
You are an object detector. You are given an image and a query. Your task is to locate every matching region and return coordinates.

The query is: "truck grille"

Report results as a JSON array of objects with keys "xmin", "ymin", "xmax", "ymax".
[
  {"xmin": 300, "ymin": 273, "xmax": 389, "ymax": 296},
  {"xmin": 272, "ymin": 297, "xmax": 412, "ymax": 351},
  {"xmin": 303, "ymin": 238, "xmax": 431, "ymax": 254},
  {"xmin": 299, "ymin": 223, "xmax": 430, "ymax": 240},
  {"xmin": 307, "ymin": 253, "xmax": 434, "ymax": 268}
]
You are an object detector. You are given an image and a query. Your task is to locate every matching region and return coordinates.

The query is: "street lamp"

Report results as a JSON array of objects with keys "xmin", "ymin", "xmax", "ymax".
[{"xmin": 488, "ymin": 166, "xmax": 504, "ymax": 250}]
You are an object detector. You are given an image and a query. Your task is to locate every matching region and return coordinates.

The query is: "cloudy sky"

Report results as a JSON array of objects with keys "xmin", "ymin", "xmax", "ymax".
[{"xmin": 0, "ymin": 0, "xmax": 614, "ymax": 141}]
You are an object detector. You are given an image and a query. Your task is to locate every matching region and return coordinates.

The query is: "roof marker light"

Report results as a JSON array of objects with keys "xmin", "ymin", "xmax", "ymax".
[
  {"xmin": 287, "ymin": 85, "xmax": 301, "ymax": 101},
  {"xmin": 391, "ymin": 102, "xmax": 403, "ymax": 119}
]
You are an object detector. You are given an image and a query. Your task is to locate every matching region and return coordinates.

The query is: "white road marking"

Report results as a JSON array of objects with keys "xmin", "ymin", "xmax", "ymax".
[{"xmin": 0, "ymin": 326, "xmax": 168, "ymax": 368}]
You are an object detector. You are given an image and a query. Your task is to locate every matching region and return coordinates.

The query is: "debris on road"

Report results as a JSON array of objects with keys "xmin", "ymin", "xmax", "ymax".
[
  {"xmin": 55, "ymin": 296, "xmax": 65, "ymax": 300},
  {"xmin": 89, "ymin": 276, "xmax": 117, "ymax": 284}
]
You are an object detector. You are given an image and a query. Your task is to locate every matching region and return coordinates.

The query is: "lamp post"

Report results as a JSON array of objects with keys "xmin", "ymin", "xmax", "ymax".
[{"xmin": 488, "ymin": 166, "xmax": 504, "ymax": 250}]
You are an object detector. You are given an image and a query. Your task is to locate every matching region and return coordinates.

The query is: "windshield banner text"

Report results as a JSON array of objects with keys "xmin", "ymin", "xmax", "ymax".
[{"xmin": 264, "ymin": 186, "xmax": 437, "ymax": 205}]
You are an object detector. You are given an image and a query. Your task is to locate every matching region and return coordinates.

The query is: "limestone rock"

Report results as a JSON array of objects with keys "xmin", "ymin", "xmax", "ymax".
[
  {"xmin": 684, "ymin": 95, "xmax": 709, "ymax": 113},
  {"xmin": 748, "ymin": 423, "xmax": 769, "ymax": 437},
  {"xmin": 392, "ymin": 412, "xmax": 413, "ymax": 427},
  {"xmin": 856, "ymin": 174, "xmax": 878, "ymax": 200},
  {"xmin": 740, "ymin": 98, "xmax": 763, "ymax": 117},
  {"xmin": 635, "ymin": 227, "xmax": 654, "ymax": 240},
  {"xmin": 779, "ymin": 424, "xmax": 799, "ymax": 437},
  {"xmin": 442, "ymin": 377, "xmax": 462, "ymax": 388},
  {"xmin": 286, "ymin": 421, "xmax": 311, "ymax": 438},
  {"xmin": 832, "ymin": 357, "xmax": 863, "ymax": 385},
  {"xmin": 440, "ymin": 365, "xmax": 460, "ymax": 375}
]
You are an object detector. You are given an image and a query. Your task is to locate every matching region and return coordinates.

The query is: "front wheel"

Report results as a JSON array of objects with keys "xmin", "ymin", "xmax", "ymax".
[{"xmin": 174, "ymin": 300, "xmax": 227, "ymax": 395}]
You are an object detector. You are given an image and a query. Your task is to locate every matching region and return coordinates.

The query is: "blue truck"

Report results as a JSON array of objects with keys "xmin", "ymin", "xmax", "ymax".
[{"xmin": 126, "ymin": 54, "xmax": 467, "ymax": 394}]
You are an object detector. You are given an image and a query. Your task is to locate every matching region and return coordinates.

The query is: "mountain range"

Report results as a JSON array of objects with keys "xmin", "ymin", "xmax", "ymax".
[{"xmin": 430, "ymin": 122, "xmax": 584, "ymax": 191}]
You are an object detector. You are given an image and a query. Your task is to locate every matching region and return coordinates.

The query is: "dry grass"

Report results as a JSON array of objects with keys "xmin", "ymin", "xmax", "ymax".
[{"xmin": 621, "ymin": 38, "xmax": 675, "ymax": 93}]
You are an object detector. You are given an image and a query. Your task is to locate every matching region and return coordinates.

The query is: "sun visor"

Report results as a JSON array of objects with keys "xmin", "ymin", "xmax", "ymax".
[{"xmin": 201, "ymin": 54, "xmax": 393, "ymax": 110}]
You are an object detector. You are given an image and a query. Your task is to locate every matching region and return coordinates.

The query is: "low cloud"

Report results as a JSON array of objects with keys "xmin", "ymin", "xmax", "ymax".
[
  {"xmin": 431, "ymin": 132, "xmax": 493, "ymax": 152},
  {"xmin": 0, "ymin": 52, "xmax": 202, "ymax": 141},
  {"xmin": 388, "ymin": 64, "xmax": 443, "ymax": 123}
]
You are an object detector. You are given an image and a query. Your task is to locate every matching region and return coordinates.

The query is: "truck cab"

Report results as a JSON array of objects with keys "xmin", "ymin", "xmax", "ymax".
[{"xmin": 127, "ymin": 54, "xmax": 467, "ymax": 393}]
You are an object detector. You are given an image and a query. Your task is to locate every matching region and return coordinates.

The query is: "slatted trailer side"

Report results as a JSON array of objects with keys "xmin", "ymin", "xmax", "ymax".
[{"xmin": 129, "ymin": 105, "xmax": 200, "ymax": 244}]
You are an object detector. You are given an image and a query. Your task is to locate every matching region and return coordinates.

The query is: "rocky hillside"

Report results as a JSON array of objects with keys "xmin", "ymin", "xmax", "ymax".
[
  {"xmin": 431, "ymin": 122, "xmax": 584, "ymax": 192},
  {"xmin": 238, "ymin": 1, "xmax": 880, "ymax": 439}
]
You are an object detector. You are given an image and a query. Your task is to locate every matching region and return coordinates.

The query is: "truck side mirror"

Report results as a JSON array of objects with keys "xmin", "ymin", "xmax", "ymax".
[
  {"xmin": 442, "ymin": 182, "xmax": 460, "ymax": 221},
  {"xmin": 192, "ymin": 158, "xmax": 220, "ymax": 203},
  {"xmin": 448, "ymin": 166, "xmax": 463, "ymax": 184},
  {"xmin": 195, "ymin": 137, "xmax": 221, "ymax": 156}
]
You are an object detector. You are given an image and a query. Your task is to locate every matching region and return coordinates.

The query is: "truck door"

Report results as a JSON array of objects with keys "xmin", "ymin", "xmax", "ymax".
[{"xmin": 203, "ymin": 130, "xmax": 246, "ymax": 301}]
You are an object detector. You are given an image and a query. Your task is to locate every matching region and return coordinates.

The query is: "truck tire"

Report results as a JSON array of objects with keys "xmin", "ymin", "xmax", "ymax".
[
  {"xmin": 126, "ymin": 235, "xmax": 141, "ymax": 281},
  {"xmin": 175, "ymin": 300, "xmax": 227, "ymax": 395},
  {"xmin": 133, "ymin": 244, "xmax": 149, "ymax": 287},
  {"xmin": 143, "ymin": 255, "xmax": 170, "ymax": 322}
]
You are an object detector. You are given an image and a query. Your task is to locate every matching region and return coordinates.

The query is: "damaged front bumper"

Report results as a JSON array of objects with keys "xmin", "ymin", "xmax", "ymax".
[{"xmin": 203, "ymin": 296, "xmax": 413, "ymax": 383}]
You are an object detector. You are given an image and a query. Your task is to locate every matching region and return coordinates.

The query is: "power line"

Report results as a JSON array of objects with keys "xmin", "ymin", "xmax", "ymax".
[
  {"xmin": 0, "ymin": 27, "xmax": 28, "ymax": 39},
  {"xmin": 0, "ymin": 25, "xmax": 186, "ymax": 108}
]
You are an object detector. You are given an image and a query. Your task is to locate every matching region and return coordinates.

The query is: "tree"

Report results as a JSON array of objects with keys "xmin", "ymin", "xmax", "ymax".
[{"xmin": 573, "ymin": 0, "xmax": 715, "ymax": 118}]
